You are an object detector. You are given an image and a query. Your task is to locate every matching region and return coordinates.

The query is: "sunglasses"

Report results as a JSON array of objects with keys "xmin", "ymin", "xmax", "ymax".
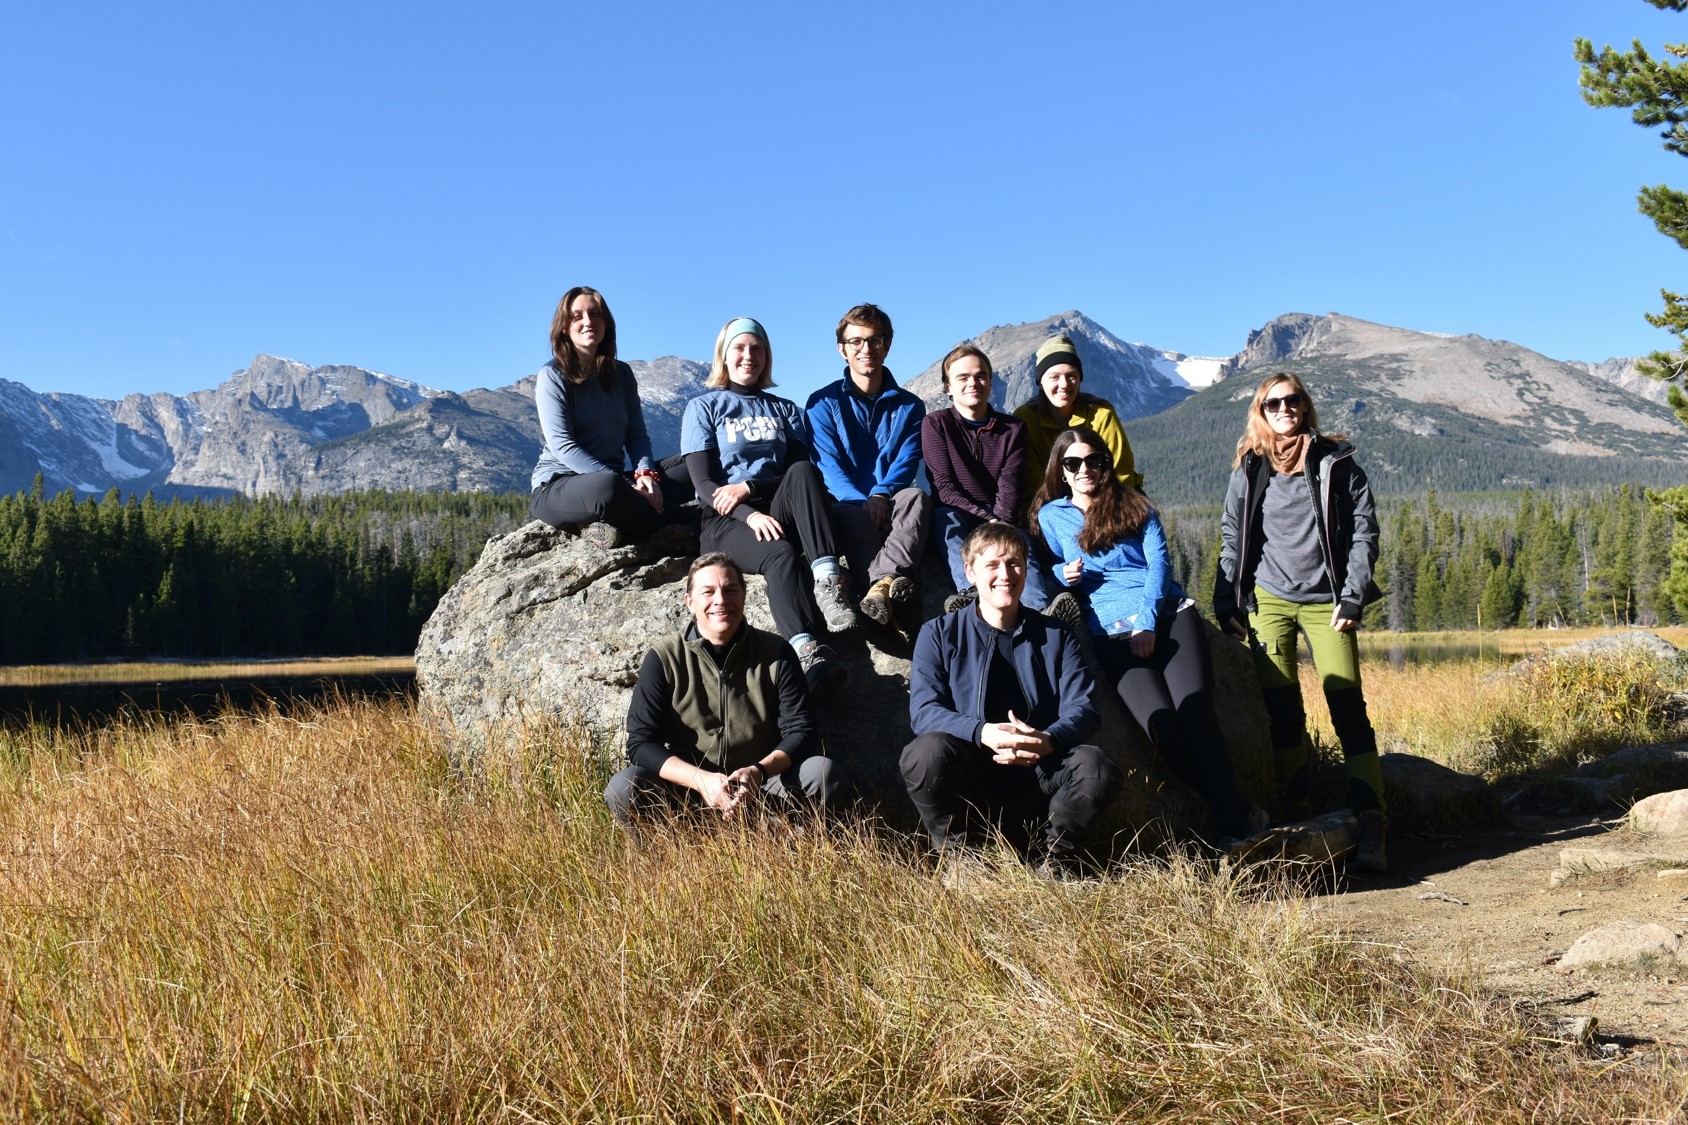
[
  {"xmin": 1060, "ymin": 452, "xmax": 1111, "ymax": 474},
  {"xmin": 1262, "ymin": 393, "xmax": 1303, "ymax": 414}
]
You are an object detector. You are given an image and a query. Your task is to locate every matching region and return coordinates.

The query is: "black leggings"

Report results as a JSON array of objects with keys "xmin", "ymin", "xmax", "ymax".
[
  {"xmin": 700, "ymin": 461, "xmax": 839, "ymax": 639},
  {"xmin": 1096, "ymin": 605, "xmax": 1246, "ymax": 835},
  {"xmin": 529, "ymin": 453, "xmax": 693, "ymax": 537}
]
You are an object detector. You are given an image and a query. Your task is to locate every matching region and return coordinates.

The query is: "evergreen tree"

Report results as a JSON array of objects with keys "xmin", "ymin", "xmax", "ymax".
[{"xmin": 1577, "ymin": 0, "xmax": 1688, "ymax": 426}]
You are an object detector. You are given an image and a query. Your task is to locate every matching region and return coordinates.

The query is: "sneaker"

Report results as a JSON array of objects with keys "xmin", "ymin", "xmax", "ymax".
[
  {"xmin": 888, "ymin": 575, "xmax": 921, "ymax": 641},
  {"xmin": 859, "ymin": 575, "xmax": 896, "ymax": 626},
  {"xmin": 813, "ymin": 574, "xmax": 860, "ymax": 633},
  {"xmin": 1350, "ymin": 809, "xmax": 1388, "ymax": 874},
  {"xmin": 943, "ymin": 588, "xmax": 978, "ymax": 614},
  {"xmin": 1045, "ymin": 591, "xmax": 1084, "ymax": 632},
  {"xmin": 794, "ymin": 638, "xmax": 848, "ymax": 699},
  {"xmin": 576, "ymin": 521, "xmax": 623, "ymax": 549}
]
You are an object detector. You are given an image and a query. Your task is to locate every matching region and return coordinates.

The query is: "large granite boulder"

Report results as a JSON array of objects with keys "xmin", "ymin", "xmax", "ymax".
[{"xmin": 416, "ymin": 520, "xmax": 1276, "ymax": 840}]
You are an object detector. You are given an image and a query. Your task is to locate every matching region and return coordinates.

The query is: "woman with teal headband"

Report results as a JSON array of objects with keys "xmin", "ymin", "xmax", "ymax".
[{"xmin": 680, "ymin": 317, "xmax": 857, "ymax": 698}]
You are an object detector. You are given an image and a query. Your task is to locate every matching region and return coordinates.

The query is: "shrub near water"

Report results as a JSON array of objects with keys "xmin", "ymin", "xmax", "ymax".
[
  {"xmin": 1474, "ymin": 648, "xmax": 1685, "ymax": 780},
  {"xmin": 0, "ymin": 700, "xmax": 1680, "ymax": 1120},
  {"xmin": 1300, "ymin": 645, "xmax": 1688, "ymax": 786}
]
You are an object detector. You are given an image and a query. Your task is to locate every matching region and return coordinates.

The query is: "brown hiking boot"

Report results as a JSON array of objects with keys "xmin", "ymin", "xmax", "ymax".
[
  {"xmin": 888, "ymin": 575, "xmax": 921, "ymax": 641},
  {"xmin": 859, "ymin": 576, "xmax": 896, "ymax": 626}
]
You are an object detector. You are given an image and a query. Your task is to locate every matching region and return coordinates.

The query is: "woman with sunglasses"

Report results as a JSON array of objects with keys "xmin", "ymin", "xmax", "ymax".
[
  {"xmin": 1030, "ymin": 427, "xmax": 1255, "ymax": 842},
  {"xmin": 1013, "ymin": 334, "xmax": 1142, "ymax": 499},
  {"xmin": 1214, "ymin": 372, "xmax": 1386, "ymax": 872}
]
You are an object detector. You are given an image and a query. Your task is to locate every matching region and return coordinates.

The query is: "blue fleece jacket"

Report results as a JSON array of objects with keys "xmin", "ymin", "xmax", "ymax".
[
  {"xmin": 1038, "ymin": 497, "xmax": 1185, "ymax": 637},
  {"xmin": 803, "ymin": 369, "xmax": 925, "ymax": 503}
]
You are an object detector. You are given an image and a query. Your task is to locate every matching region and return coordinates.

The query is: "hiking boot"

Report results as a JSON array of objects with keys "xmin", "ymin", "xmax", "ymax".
[
  {"xmin": 575, "ymin": 521, "xmax": 623, "ymax": 549},
  {"xmin": 794, "ymin": 638, "xmax": 848, "ymax": 699},
  {"xmin": 1045, "ymin": 590, "xmax": 1084, "ymax": 632},
  {"xmin": 943, "ymin": 588, "xmax": 978, "ymax": 614},
  {"xmin": 1350, "ymin": 809, "xmax": 1388, "ymax": 874},
  {"xmin": 812, "ymin": 574, "xmax": 860, "ymax": 633},
  {"xmin": 888, "ymin": 575, "xmax": 921, "ymax": 641},
  {"xmin": 859, "ymin": 575, "xmax": 896, "ymax": 626}
]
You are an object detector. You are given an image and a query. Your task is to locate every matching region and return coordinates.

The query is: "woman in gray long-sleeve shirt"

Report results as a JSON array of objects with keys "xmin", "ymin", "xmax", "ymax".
[{"xmin": 529, "ymin": 286, "xmax": 686, "ymax": 544}]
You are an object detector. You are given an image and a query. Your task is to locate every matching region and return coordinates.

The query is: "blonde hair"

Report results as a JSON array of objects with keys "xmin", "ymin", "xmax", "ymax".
[
  {"xmin": 706, "ymin": 318, "xmax": 776, "ymax": 390},
  {"xmin": 1232, "ymin": 372, "xmax": 1345, "ymax": 467}
]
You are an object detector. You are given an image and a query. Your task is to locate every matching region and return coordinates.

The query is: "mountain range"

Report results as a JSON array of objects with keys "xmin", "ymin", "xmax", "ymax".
[{"xmin": 1, "ymin": 311, "xmax": 1681, "ymax": 504}]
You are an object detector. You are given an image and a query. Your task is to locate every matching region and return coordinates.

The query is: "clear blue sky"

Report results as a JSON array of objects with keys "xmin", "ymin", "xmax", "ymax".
[{"xmin": 3, "ymin": 1, "xmax": 1684, "ymax": 406}]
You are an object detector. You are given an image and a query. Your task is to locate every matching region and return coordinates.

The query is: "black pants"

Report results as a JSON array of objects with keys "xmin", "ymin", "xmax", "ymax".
[
  {"xmin": 529, "ymin": 453, "xmax": 693, "ymax": 537},
  {"xmin": 899, "ymin": 731, "xmax": 1122, "ymax": 856},
  {"xmin": 1096, "ymin": 605, "xmax": 1247, "ymax": 836},
  {"xmin": 701, "ymin": 461, "xmax": 839, "ymax": 639}
]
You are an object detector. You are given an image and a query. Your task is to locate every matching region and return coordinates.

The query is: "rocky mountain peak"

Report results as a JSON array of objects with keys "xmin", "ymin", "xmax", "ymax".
[{"xmin": 903, "ymin": 310, "xmax": 1193, "ymax": 421}]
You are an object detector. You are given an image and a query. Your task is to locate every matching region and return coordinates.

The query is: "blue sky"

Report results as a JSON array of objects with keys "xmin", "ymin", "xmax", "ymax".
[{"xmin": 3, "ymin": 1, "xmax": 1685, "ymax": 406}]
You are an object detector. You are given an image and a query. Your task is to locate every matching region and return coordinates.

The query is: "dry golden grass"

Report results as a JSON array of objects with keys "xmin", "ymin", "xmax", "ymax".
[
  {"xmin": 0, "ymin": 656, "xmax": 415, "ymax": 687},
  {"xmin": 1316, "ymin": 638, "xmax": 1688, "ymax": 782},
  {"xmin": 0, "ymin": 699, "xmax": 1681, "ymax": 1120}
]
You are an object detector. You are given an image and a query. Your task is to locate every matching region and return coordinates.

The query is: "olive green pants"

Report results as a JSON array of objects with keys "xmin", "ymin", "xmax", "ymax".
[{"xmin": 1249, "ymin": 588, "xmax": 1384, "ymax": 813}]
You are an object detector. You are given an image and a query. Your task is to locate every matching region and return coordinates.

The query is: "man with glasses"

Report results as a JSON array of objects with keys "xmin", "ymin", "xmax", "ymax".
[{"xmin": 805, "ymin": 303, "xmax": 932, "ymax": 641}]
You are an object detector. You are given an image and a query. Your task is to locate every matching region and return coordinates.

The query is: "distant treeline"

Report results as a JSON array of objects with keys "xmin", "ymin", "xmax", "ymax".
[
  {"xmin": 0, "ymin": 481, "xmax": 526, "ymax": 663},
  {"xmin": 1164, "ymin": 485, "xmax": 1685, "ymax": 631},
  {"xmin": 2, "ymin": 478, "xmax": 1681, "ymax": 665}
]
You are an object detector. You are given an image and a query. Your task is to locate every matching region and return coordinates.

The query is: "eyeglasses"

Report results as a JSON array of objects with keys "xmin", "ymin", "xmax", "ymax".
[
  {"xmin": 842, "ymin": 335, "xmax": 887, "ymax": 353},
  {"xmin": 1060, "ymin": 453, "xmax": 1111, "ymax": 474},
  {"xmin": 1262, "ymin": 393, "xmax": 1303, "ymax": 414}
]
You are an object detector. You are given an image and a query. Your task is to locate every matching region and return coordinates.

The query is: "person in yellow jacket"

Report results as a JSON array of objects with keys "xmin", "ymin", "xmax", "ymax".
[{"xmin": 1013, "ymin": 334, "xmax": 1142, "ymax": 501}]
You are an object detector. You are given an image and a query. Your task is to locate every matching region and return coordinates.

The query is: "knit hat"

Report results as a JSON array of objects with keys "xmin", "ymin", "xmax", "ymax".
[{"xmin": 1034, "ymin": 334, "xmax": 1083, "ymax": 380}]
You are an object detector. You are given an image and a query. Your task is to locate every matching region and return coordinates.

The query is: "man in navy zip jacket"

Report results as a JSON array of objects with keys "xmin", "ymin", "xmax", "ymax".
[
  {"xmin": 901, "ymin": 522, "xmax": 1121, "ymax": 868},
  {"xmin": 805, "ymin": 303, "xmax": 932, "ymax": 639}
]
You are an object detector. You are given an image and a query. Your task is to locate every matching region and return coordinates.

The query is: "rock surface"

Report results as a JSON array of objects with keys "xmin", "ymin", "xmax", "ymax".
[
  {"xmin": 1558, "ymin": 921, "xmax": 1684, "ymax": 971},
  {"xmin": 1548, "ymin": 846, "xmax": 1688, "ymax": 887},
  {"xmin": 1630, "ymin": 790, "xmax": 1688, "ymax": 837},
  {"xmin": 1380, "ymin": 752, "xmax": 1498, "ymax": 828},
  {"xmin": 1505, "ymin": 739, "xmax": 1688, "ymax": 816},
  {"xmin": 416, "ymin": 520, "xmax": 1282, "ymax": 840}
]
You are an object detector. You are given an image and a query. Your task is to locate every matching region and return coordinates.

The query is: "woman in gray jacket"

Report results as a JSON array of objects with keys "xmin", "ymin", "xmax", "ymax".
[
  {"xmin": 1213, "ymin": 372, "xmax": 1387, "ymax": 873},
  {"xmin": 528, "ymin": 286, "xmax": 687, "ymax": 546}
]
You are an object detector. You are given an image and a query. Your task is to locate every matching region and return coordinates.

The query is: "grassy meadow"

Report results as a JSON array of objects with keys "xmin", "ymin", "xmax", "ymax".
[{"xmin": 1, "ymin": 659, "xmax": 1687, "ymax": 1120}]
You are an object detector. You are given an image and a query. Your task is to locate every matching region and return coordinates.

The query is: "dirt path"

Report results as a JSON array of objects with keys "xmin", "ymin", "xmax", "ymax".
[{"xmin": 1317, "ymin": 814, "xmax": 1688, "ymax": 1050}]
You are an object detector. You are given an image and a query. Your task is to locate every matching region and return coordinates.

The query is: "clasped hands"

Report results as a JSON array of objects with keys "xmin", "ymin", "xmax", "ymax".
[
  {"xmin": 980, "ymin": 710, "xmax": 1052, "ymax": 766},
  {"xmin": 696, "ymin": 765, "xmax": 764, "ymax": 816}
]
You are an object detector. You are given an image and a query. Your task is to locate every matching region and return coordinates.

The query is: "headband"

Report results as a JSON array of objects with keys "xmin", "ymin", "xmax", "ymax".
[{"xmin": 722, "ymin": 317, "xmax": 767, "ymax": 349}]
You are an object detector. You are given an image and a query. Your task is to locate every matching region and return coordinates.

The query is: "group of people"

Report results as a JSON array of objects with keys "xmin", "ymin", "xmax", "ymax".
[{"xmin": 530, "ymin": 287, "xmax": 1389, "ymax": 874}]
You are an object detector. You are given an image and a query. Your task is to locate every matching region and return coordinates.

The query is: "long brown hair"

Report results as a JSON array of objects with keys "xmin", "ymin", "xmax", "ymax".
[
  {"xmin": 549, "ymin": 286, "xmax": 619, "ymax": 387},
  {"xmin": 1232, "ymin": 371, "xmax": 1346, "ymax": 467},
  {"xmin": 1029, "ymin": 426, "xmax": 1153, "ymax": 555}
]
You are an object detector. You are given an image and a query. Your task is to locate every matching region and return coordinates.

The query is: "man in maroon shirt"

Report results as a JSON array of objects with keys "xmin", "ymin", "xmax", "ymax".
[{"xmin": 920, "ymin": 344, "xmax": 1065, "ymax": 615}]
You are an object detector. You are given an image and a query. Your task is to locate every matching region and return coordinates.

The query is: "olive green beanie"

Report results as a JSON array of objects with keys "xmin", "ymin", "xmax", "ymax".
[{"xmin": 1034, "ymin": 334, "xmax": 1083, "ymax": 379}]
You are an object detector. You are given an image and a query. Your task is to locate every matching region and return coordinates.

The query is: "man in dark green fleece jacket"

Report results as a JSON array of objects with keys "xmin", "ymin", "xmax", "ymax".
[{"xmin": 605, "ymin": 552, "xmax": 847, "ymax": 824}]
